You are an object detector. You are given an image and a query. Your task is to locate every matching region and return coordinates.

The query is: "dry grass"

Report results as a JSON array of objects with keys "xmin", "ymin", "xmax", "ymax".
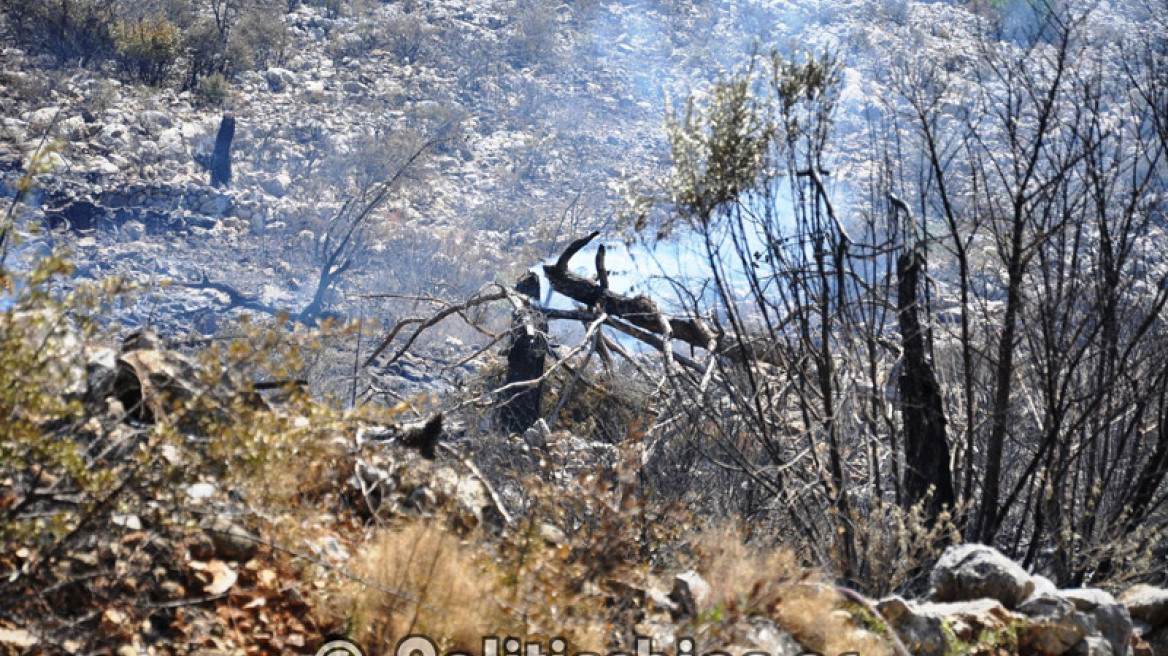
[
  {"xmin": 348, "ymin": 521, "xmax": 513, "ymax": 654},
  {"xmin": 692, "ymin": 526, "xmax": 895, "ymax": 656}
]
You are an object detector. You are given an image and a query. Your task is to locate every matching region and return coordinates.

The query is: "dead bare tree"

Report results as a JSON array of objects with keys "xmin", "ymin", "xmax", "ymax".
[
  {"xmin": 299, "ymin": 137, "xmax": 439, "ymax": 325},
  {"xmin": 184, "ymin": 135, "xmax": 438, "ymax": 326}
]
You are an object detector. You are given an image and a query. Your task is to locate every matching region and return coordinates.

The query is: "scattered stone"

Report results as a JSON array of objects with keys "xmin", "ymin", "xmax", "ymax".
[
  {"xmin": 186, "ymin": 482, "xmax": 217, "ymax": 501},
  {"xmin": 120, "ymin": 220, "xmax": 145, "ymax": 241},
  {"xmin": 111, "ymin": 514, "xmax": 143, "ymax": 530},
  {"xmin": 879, "ymin": 596, "xmax": 1017, "ymax": 656},
  {"xmin": 1063, "ymin": 588, "xmax": 1134, "ymax": 656},
  {"xmin": 265, "ymin": 67, "xmax": 296, "ymax": 92},
  {"xmin": 260, "ymin": 172, "xmax": 291, "ymax": 198},
  {"xmin": 538, "ymin": 522, "xmax": 566, "ymax": 546}
]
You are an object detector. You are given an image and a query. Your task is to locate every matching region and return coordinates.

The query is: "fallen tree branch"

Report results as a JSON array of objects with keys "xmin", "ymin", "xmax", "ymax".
[
  {"xmin": 544, "ymin": 233, "xmax": 716, "ymax": 347},
  {"xmin": 542, "ymin": 307, "xmax": 704, "ymax": 372},
  {"xmin": 542, "ymin": 233, "xmax": 786, "ymax": 367},
  {"xmin": 364, "ymin": 285, "xmax": 507, "ymax": 367}
]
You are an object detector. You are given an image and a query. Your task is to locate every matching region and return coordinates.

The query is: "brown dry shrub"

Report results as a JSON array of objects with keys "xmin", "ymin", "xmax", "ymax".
[
  {"xmin": 693, "ymin": 526, "xmax": 895, "ymax": 656},
  {"xmin": 347, "ymin": 521, "xmax": 511, "ymax": 653}
]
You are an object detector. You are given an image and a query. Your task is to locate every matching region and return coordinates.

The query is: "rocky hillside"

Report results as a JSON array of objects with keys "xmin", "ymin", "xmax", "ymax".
[{"xmin": 2, "ymin": 0, "xmax": 1154, "ymax": 336}]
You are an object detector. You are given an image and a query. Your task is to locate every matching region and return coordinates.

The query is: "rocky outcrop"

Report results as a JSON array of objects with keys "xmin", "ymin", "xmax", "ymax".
[
  {"xmin": 1065, "ymin": 588, "xmax": 1135, "ymax": 656},
  {"xmin": 930, "ymin": 543, "xmax": 1036, "ymax": 609},
  {"xmin": 872, "ymin": 544, "xmax": 1160, "ymax": 656},
  {"xmin": 1122, "ymin": 586, "xmax": 1168, "ymax": 628}
]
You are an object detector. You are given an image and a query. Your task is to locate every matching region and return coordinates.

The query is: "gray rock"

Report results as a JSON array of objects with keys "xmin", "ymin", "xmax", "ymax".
[
  {"xmin": 139, "ymin": 109, "xmax": 172, "ymax": 132},
  {"xmin": 1064, "ymin": 588, "xmax": 1134, "ymax": 656},
  {"xmin": 198, "ymin": 193, "xmax": 232, "ymax": 217},
  {"xmin": 26, "ymin": 106, "xmax": 62, "ymax": 130},
  {"xmin": 200, "ymin": 516, "xmax": 258, "ymax": 562},
  {"xmin": 89, "ymin": 156, "xmax": 120, "ymax": 176},
  {"xmin": 523, "ymin": 418, "xmax": 551, "ymax": 449},
  {"xmin": 157, "ymin": 127, "xmax": 184, "ymax": 156},
  {"xmin": 523, "ymin": 425, "xmax": 546, "ymax": 449},
  {"xmin": 537, "ymin": 522, "xmax": 566, "ymax": 546},
  {"xmin": 1016, "ymin": 588, "xmax": 1096, "ymax": 655},
  {"xmin": 83, "ymin": 347, "xmax": 118, "ymax": 412},
  {"xmin": 930, "ymin": 543, "xmax": 1036, "ymax": 608},
  {"xmin": 1019, "ymin": 612, "xmax": 1088, "ymax": 656},
  {"xmin": 111, "ymin": 514, "xmax": 143, "ymax": 530},
  {"xmin": 1070, "ymin": 635, "xmax": 1117, "ymax": 656},
  {"xmin": 260, "ymin": 172, "xmax": 291, "ymax": 198},
  {"xmin": 265, "ymin": 67, "xmax": 296, "ymax": 92},
  {"xmin": 739, "ymin": 617, "xmax": 806, "ymax": 656},
  {"xmin": 1120, "ymin": 585, "xmax": 1168, "ymax": 628},
  {"xmin": 121, "ymin": 220, "xmax": 145, "ymax": 241},
  {"xmin": 1020, "ymin": 589, "xmax": 1077, "ymax": 619},
  {"xmin": 186, "ymin": 482, "xmax": 217, "ymax": 501},
  {"xmin": 880, "ymin": 596, "xmax": 1015, "ymax": 656},
  {"xmin": 670, "ymin": 570, "xmax": 712, "ymax": 619}
]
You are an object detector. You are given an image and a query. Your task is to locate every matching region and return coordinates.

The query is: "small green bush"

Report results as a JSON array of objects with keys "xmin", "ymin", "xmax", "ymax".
[
  {"xmin": 112, "ymin": 16, "xmax": 182, "ymax": 84},
  {"xmin": 195, "ymin": 72, "xmax": 230, "ymax": 107},
  {"xmin": 226, "ymin": 7, "xmax": 290, "ymax": 72}
]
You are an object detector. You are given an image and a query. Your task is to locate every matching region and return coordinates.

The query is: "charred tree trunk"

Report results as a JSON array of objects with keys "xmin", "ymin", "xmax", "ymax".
[
  {"xmin": 499, "ymin": 272, "xmax": 548, "ymax": 433},
  {"xmin": 897, "ymin": 248, "xmax": 955, "ymax": 522},
  {"xmin": 209, "ymin": 114, "xmax": 235, "ymax": 188}
]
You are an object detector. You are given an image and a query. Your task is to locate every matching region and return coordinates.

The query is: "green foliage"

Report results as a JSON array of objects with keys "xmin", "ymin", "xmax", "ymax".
[
  {"xmin": 0, "ymin": 251, "xmax": 123, "ymax": 545},
  {"xmin": 112, "ymin": 16, "xmax": 182, "ymax": 84},
  {"xmin": 195, "ymin": 71, "xmax": 230, "ymax": 106},
  {"xmin": 180, "ymin": 0, "xmax": 291, "ymax": 86},
  {"xmin": 655, "ymin": 51, "xmax": 840, "ymax": 232},
  {"xmin": 666, "ymin": 69, "xmax": 769, "ymax": 226},
  {"xmin": 1, "ymin": 0, "xmax": 290, "ymax": 88},
  {"xmin": 226, "ymin": 5, "xmax": 291, "ymax": 73}
]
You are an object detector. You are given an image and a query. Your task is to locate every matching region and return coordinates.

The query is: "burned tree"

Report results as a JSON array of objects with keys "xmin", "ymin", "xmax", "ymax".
[
  {"xmin": 209, "ymin": 114, "xmax": 235, "ymax": 188},
  {"xmin": 184, "ymin": 135, "xmax": 439, "ymax": 325},
  {"xmin": 498, "ymin": 272, "xmax": 548, "ymax": 433},
  {"xmin": 895, "ymin": 244, "xmax": 955, "ymax": 522},
  {"xmin": 361, "ymin": 8, "xmax": 1168, "ymax": 590},
  {"xmin": 298, "ymin": 137, "xmax": 438, "ymax": 325}
]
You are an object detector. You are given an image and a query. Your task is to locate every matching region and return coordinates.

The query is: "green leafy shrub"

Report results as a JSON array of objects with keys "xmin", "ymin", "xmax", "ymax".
[
  {"xmin": 0, "ymin": 253, "xmax": 118, "ymax": 545},
  {"xmin": 225, "ymin": 6, "xmax": 290, "ymax": 72},
  {"xmin": 112, "ymin": 16, "xmax": 182, "ymax": 84},
  {"xmin": 195, "ymin": 71, "xmax": 230, "ymax": 106}
]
